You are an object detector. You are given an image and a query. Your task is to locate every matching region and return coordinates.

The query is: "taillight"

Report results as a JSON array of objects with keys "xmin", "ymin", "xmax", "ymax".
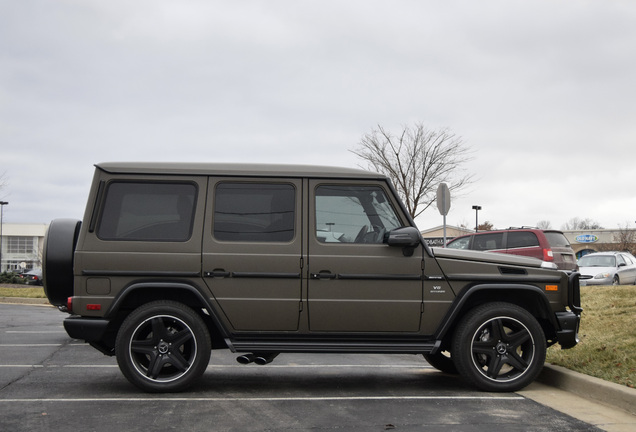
[
  {"xmin": 543, "ymin": 248, "xmax": 554, "ymax": 261},
  {"xmin": 67, "ymin": 297, "xmax": 73, "ymax": 313}
]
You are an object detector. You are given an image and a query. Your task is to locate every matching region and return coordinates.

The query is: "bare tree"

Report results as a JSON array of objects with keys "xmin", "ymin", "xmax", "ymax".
[
  {"xmin": 561, "ymin": 217, "xmax": 604, "ymax": 230},
  {"xmin": 351, "ymin": 123, "xmax": 473, "ymax": 219},
  {"xmin": 536, "ymin": 220, "xmax": 552, "ymax": 229},
  {"xmin": 611, "ymin": 223, "xmax": 636, "ymax": 255}
]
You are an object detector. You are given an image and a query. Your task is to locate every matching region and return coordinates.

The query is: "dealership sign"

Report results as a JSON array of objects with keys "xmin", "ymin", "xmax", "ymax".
[{"xmin": 575, "ymin": 234, "xmax": 598, "ymax": 243}]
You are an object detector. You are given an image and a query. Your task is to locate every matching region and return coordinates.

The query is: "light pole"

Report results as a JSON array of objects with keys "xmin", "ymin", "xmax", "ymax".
[
  {"xmin": 0, "ymin": 201, "xmax": 7, "ymax": 273},
  {"xmin": 472, "ymin": 205, "xmax": 481, "ymax": 233}
]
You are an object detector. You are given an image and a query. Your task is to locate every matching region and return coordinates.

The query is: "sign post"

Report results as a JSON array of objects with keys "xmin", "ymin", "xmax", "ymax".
[{"xmin": 436, "ymin": 183, "xmax": 451, "ymax": 246}]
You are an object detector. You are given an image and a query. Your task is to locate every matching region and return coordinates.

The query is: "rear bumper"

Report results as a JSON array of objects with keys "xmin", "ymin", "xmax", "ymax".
[{"xmin": 64, "ymin": 315, "xmax": 109, "ymax": 342}]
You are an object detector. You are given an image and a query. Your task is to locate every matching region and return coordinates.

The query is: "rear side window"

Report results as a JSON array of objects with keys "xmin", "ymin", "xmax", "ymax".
[
  {"xmin": 213, "ymin": 183, "xmax": 295, "ymax": 242},
  {"xmin": 472, "ymin": 233, "xmax": 503, "ymax": 251},
  {"xmin": 97, "ymin": 182, "xmax": 197, "ymax": 241},
  {"xmin": 507, "ymin": 232, "xmax": 540, "ymax": 249}
]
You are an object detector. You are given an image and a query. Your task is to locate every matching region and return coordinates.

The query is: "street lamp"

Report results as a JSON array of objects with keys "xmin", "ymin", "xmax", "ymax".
[
  {"xmin": 0, "ymin": 201, "xmax": 7, "ymax": 273},
  {"xmin": 472, "ymin": 205, "xmax": 481, "ymax": 233}
]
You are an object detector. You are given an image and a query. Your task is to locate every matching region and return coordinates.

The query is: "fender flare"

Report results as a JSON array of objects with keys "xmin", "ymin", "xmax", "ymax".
[
  {"xmin": 105, "ymin": 281, "xmax": 230, "ymax": 339},
  {"xmin": 434, "ymin": 283, "xmax": 556, "ymax": 341}
]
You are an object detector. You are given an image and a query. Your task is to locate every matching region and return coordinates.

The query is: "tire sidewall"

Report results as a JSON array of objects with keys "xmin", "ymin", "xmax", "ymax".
[
  {"xmin": 452, "ymin": 302, "xmax": 546, "ymax": 392},
  {"xmin": 115, "ymin": 300, "xmax": 211, "ymax": 393}
]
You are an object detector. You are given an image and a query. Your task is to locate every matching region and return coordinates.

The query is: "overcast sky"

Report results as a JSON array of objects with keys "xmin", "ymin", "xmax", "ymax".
[{"xmin": 1, "ymin": 0, "xmax": 635, "ymax": 232}]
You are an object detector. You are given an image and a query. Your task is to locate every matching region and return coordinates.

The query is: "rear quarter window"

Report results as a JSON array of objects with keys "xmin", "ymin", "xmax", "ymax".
[
  {"xmin": 544, "ymin": 232, "xmax": 571, "ymax": 248},
  {"xmin": 507, "ymin": 232, "xmax": 539, "ymax": 249},
  {"xmin": 97, "ymin": 182, "xmax": 197, "ymax": 241}
]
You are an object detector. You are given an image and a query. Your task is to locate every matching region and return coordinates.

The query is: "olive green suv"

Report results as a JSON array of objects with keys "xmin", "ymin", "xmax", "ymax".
[{"xmin": 43, "ymin": 162, "xmax": 581, "ymax": 393}]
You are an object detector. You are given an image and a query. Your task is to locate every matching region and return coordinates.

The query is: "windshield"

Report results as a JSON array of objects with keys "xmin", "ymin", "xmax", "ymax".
[{"xmin": 578, "ymin": 255, "xmax": 616, "ymax": 267}]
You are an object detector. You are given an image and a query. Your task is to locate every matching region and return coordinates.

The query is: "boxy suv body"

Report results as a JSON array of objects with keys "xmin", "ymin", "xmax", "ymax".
[
  {"xmin": 43, "ymin": 163, "xmax": 581, "ymax": 393},
  {"xmin": 446, "ymin": 228, "xmax": 578, "ymax": 271}
]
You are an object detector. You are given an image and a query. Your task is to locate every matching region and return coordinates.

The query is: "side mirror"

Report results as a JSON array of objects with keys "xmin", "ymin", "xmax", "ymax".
[{"xmin": 386, "ymin": 226, "xmax": 421, "ymax": 248}]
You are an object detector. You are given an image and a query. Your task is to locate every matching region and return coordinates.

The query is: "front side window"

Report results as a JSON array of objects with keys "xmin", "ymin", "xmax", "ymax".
[
  {"xmin": 447, "ymin": 236, "xmax": 470, "ymax": 249},
  {"xmin": 315, "ymin": 185, "xmax": 401, "ymax": 244},
  {"xmin": 213, "ymin": 183, "xmax": 295, "ymax": 242},
  {"xmin": 97, "ymin": 182, "xmax": 197, "ymax": 241}
]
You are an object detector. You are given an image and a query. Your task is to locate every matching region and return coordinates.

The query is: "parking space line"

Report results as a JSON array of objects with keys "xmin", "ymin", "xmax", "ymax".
[{"xmin": 0, "ymin": 395, "xmax": 525, "ymax": 403}]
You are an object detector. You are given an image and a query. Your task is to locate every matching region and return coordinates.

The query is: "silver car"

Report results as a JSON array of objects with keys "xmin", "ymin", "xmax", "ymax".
[{"xmin": 578, "ymin": 251, "xmax": 636, "ymax": 285}]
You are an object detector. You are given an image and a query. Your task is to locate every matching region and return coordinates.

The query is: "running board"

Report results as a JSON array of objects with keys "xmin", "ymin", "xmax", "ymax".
[{"xmin": 226, "ymin": 339, "xmax": 441, "ymax": 355}]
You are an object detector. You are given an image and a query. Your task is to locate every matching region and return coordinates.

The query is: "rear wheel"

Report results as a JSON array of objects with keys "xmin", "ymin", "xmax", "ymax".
[
  {"xmin": 452, "ymin": 302, "xmax": 546, "ymax": 392},
  {"xmin": 116, "ymin": 301, "xmax": 211, "ymax": 392}
]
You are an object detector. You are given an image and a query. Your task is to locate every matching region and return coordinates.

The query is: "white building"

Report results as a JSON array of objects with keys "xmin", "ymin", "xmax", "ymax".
[{"xmin": 0, "ymin": 223, "xmax": 48, "ymax": 272}]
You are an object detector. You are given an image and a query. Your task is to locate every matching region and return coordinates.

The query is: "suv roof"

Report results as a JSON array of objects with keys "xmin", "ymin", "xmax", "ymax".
[{"xmin": 96, "ymin": 162, "xmax": 382, "ymax": 179}]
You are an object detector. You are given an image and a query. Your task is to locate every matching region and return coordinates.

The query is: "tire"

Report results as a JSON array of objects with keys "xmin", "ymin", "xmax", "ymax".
[
  {"xmin": 423, "ymin": 351, "xmax": 458, "ymax": 374},
  {"xmin": 115, "ymin": 301, "xmax": 211, "ymax": 393},
  {"xmin": 613, "ymin": 275, "xmax": 620, "ymax": 285},
  {"xmin": 452, "ymin": 302, "xmax": 546, "ymax": 392},
  {"xmin": 42, "ymin": 218, "xmax": 82, "ymax": 306}
]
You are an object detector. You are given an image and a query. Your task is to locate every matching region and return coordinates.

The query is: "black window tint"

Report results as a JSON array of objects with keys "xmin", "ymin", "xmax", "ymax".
[
  {"xmin": 472, "ymin": 233, "xmax": 503, "ymax": 251},
  {"xmin": 507, "ymin": 232, "xmax": 540, "ymax": 249},
  {"xmin": 214, "ymin": 183, "xmax": 295, "ymax": 242},
  {"xmin": 97, "ymin": 182, "xmax": 196, "ymax": 241}
]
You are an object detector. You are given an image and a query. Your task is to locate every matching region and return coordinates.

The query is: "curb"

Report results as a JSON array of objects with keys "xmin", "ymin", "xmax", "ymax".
[
  {"xmin": 538, "ymin": 363, "xmax": 636, "ymax": 416},
  {"xmin": 0, "ymin": 297, "xmax": 52, "ymax": 306}
]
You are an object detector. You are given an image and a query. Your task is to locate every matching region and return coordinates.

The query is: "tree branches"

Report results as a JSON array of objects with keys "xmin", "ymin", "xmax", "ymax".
[{"xmin": 351, "ymin": 123, "xmax": 473, "ymax": 219}]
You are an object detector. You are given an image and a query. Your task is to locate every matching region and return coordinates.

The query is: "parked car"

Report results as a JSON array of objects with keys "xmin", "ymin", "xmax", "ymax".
[
  {"xmin": 445, "ymin": 228, "xmax": 578, "ymax": 271},
  {"xmin": 578, "ymin": 251, "xmax": 636, "ymax": 285},
  {"xmin": 25, "ymin": 268, "xmax": 43, "ymax": 285},
  {"xmin": 42, "ymin": 162, "xmax": 581, "ymax": 393}
]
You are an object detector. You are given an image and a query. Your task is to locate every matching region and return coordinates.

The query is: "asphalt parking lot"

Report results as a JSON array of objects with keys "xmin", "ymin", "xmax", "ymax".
[{"xmin": 0, "ymin": 303, "xmax": 629, "ymax": 432}]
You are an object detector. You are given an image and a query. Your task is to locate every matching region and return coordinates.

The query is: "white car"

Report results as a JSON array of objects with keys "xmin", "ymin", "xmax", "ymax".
[{"xmin": 578, "ymin": 251, "xmax": 636, "ymax": 285}]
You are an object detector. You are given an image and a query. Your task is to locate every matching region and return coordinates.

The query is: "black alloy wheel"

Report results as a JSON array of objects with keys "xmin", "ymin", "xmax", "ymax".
[
  {"xmin": 116, "ymin": 301, "xmax": 211, "ymax": 392},
  {"xmin": 452, "ymin": 302, "xmax": 546, "ymax": 392}
]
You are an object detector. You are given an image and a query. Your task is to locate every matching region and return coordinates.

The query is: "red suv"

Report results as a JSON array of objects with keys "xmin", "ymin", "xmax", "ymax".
[{"xmin": 445, "ymin": 228, "xmax": 577, "ymax": 271}]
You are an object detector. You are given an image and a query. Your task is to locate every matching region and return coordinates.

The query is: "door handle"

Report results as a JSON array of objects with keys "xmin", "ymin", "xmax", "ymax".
[
  {"xmin": 204, "ymin": 270, "xmax": 230, "ymax": 278},
  {"xmin": 311, "ymin": 271, "xmax": 337, "ymax": 280}
]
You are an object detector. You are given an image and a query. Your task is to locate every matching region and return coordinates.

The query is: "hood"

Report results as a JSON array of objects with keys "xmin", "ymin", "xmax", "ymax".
[
  {"xmin": 578, "ymin": 265, "xmax": 614, "ymax": 277},
  {"xmin": 431, "ymin": 247, "xmax": 547, "ymax": 268}
]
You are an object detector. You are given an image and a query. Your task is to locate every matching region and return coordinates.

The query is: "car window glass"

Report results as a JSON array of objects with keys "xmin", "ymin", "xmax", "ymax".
[
  {"xmin": 617, "ymin": 254, "xmax": 626, "ymax": 266},
  {"xmin": 446, "ymin": 236, "xmax": 470, "ymax": 249},
  {"xmin": 97, "ymin": 182, "xmax": 197, "ymax": 241},
  {"xmin": 544, "ymin": 232, "xmax": 571, "ymax": 248},
  {"xmin": 507, "ymin": 232, "xmax": 540, "ymax": 249},
  {"xmin": 315, "ymin": 185, "xmax": 400, "ymax": 243},
  {"xmin": 472, "ymin": 233, "xmax": 503, "ymax": 251},
  {"xmin": 214, "ymin": 183, "xmax": 295, "ymax": 242}
]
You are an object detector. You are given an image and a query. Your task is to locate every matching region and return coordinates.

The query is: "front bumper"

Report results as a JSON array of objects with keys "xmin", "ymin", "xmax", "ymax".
[{"xmin": 555, "ymin": 311, "xmax": 580, "ymax": 349}]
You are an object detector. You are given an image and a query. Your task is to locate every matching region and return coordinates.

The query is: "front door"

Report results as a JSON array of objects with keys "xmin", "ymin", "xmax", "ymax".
[{"xmin": 307, "ymin": 180, "xmax": 423, "ymax": 332}]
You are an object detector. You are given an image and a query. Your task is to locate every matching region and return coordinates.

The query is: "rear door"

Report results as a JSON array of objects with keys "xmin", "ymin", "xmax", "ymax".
[
  {"xmin": 202, "ymin": 178, "xmax": 303, "ymax": 331},
  {"xmin": 307, "ymin": 180, "xmax": 424, "ymax": 332}
]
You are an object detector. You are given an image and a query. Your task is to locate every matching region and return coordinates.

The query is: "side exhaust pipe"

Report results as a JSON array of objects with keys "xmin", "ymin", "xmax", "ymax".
[
  {"xmin": 254, "ymin": 352, "xmax": 279, "ymax": 365},
  {"xmin": 236, "ymin": 353, "xmax": 256, "ymax": 364}
]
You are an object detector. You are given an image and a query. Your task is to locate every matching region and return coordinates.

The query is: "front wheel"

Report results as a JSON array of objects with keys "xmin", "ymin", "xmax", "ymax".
[
  {"xmin": 452, "ymin": 302, "xmax": 546, "ymax": 392},
  {"xmin": 116, "ymin": 301, "xmax": 211, "ymax": 392}
]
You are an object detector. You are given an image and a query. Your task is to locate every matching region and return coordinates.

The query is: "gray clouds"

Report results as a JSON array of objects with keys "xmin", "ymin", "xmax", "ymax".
[{"xmin": 1, "ymin": 0, "xmax": 635, "ymax": 230}]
